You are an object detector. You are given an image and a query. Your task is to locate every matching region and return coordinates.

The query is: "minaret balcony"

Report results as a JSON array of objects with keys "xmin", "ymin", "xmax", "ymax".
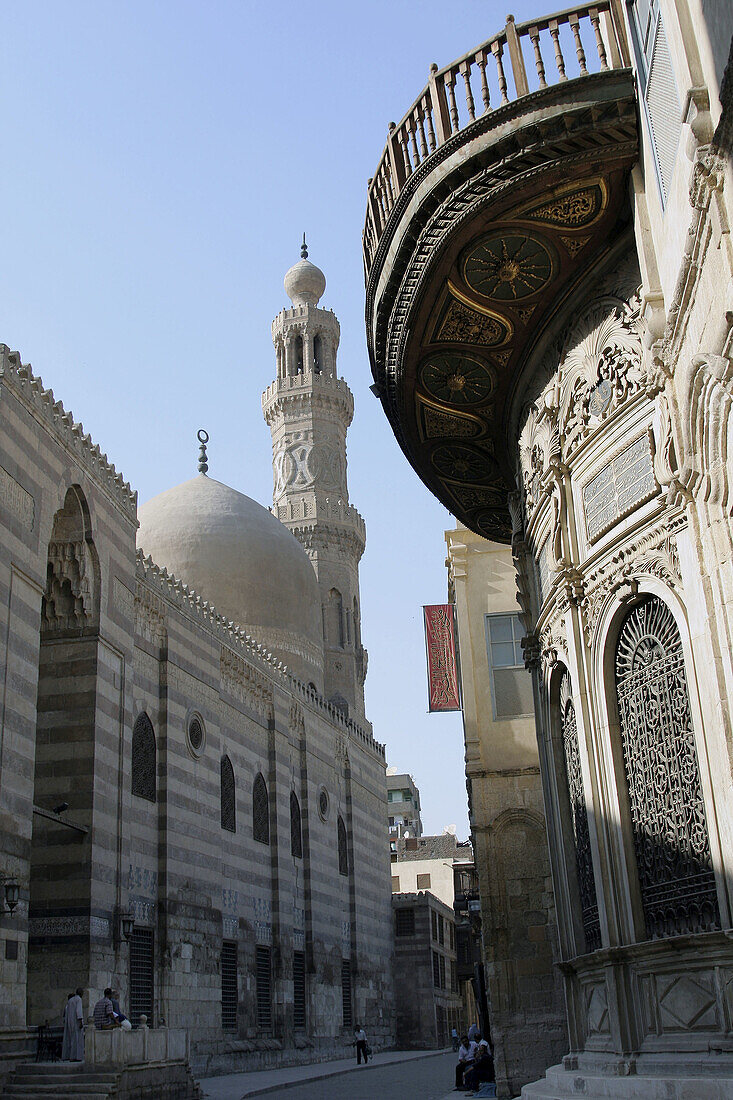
[
  {"xmin": 364, "ymin": 5, "xmax": 638, "ymax": 542},
  {"xmin": 262, "ymin": 370, "xmax": 355, "ymax": 423}
]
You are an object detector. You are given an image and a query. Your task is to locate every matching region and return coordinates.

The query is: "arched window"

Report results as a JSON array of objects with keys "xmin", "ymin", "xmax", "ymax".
[
  {"xmin": 558, "ymin": 670, "xmax": 600, "ymax": 951},
  {"xmin": 295, "ymin": 334, "xmax": 304, "ymax": 374},
  {"xmin": 253, "ymin": 773, "xmax": 270, "ymax": 845},
  {"xmin": 221, "ymin": 756, "xmax": 236, "ymax": 833},
  {"xmin": 313, "ymin": 334, "xmax": 322, "ymax": 374},
  {"xmin": 337, "ymin": 815, "xmax": 348, "ymax": 876},
  {"xmin": 290, "ymin": 792, "xmax": 303, "ymax": 858},
  {"xmin": 328, "ymin": 589, "xmax": 344, "ymax": 647},
  {"xmin": 614, "ymin": 596, "xmax": 720, "ymax": 937},
  {"xmin": 131, "ymin": 713, "xmax": 156, "ymax": 803}
]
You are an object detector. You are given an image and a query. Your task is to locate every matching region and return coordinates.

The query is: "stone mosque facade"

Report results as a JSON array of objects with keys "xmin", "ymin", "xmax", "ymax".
[{"xmin": 0, "ymin": 253, "xmax": 393, "ymax": 1077}]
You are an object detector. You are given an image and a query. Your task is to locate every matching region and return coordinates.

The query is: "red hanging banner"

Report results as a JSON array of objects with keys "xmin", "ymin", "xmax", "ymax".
[{"xmin": 423, "ymin": 604, "xmax": 461, "ymax": 712}]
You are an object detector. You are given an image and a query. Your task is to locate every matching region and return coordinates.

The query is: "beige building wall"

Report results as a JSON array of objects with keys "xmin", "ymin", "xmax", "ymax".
[
  {"xmin": 390, "ymin": 857, "xmax": 456, "ymax": 908},
  {"xmin": 446, "ymin": 526, "xmax": 566, "ymax": 1094}
]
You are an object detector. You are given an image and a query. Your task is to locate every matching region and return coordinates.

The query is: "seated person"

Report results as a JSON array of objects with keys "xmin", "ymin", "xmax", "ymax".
[
  {"xmin": 93, "ymin": 989, "xmax": 117, "ymax": 1030},
  {"xmin": 464, "ymin": 1033, "xmax": 495, "ymax": 1092},
  {"xmin": 455, "ymin": 1035, "xmax": 478, "ymax": 1089}
]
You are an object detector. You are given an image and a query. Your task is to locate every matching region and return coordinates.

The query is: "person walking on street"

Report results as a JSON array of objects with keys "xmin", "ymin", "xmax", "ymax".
[
  {"xmin": 61, "ymin": 988, "xmax": 84, "ymax": 1061},
  {"xmin": 353, "ymin": 1024, "xmax": 369, "ymax": 1065}
]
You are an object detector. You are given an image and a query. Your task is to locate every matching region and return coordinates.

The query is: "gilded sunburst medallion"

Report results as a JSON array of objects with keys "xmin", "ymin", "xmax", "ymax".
[
  {"xmin": 419, "ymin": 353, "xmax": 495, "ymax": 406},
  {"xmin": 463, "ymin": 232, "xmax": 554, "ymax": 301},
  {"xmin": 431, "ymin": 444, "xmax": 496, "ymax": 483}
]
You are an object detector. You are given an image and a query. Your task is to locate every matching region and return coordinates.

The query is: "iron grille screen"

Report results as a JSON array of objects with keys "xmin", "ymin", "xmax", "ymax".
[
  {"xmin": 290, "ymin": 792, "xmax": 303, "ymax": 858},
  {"xmin": 253, "ymin": 774, "xmax": 270, "ymax": 844},
  {"xmin": 559, "ymin": 670, "xmax": 601, "ymax": 951},
  {"xmin": 221, "ymin": 941, "xmax": 238, "ymax": 1031},
  {"xmin": 188, "ymin": 715, "xmax": 203, "ymax": 751},
  {"xmin": 256, "ymin": 946, "xmax": 271, "ymax": 1029},
  {"xmin": 293, "ymin": 951, "xmax": 306, "ymax": 1029},
  {"xmin": 341, "ymin": 960, "xmax": 352, "ymax": 1028},
  {"xmin": 395, "ymin": 908, "xmax": 415, "ymax": 937},
  {"xmin": 129, "ymin": 927, "xmax": 154, "ymax": 1026},
  {"xmin": 221, "ymin": 756, "xmax": 236, "ymax": 833},
  {"xmin": 131, "ymin": 713, "xmax": 156, "ymax": 802},
  {"xmin": 337, "ymin": 817, "xmax": 348, "ymax": 876},
  {"xmin": 615, "ymin": 597, "xmax": 720, "ymax": 937}
]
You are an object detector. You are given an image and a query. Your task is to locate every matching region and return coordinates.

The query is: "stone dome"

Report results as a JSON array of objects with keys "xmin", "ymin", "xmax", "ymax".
[
  {"xmin": 137, "ymin": 475, "xmax": 324, "ymax": 685},
  {"xmin": 284, "ymin": 257, "xmax": 326, "ymax": 307}
]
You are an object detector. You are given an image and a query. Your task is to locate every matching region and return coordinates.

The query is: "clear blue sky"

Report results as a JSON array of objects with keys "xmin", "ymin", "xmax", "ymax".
[{"xmin": 1, "ymin": 1, "xmax": 540, "ymax": 836}]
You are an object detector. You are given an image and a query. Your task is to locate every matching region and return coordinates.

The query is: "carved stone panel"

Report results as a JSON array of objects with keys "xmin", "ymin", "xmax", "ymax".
[{"xmin": 583, "ymin": 434, "xmax": 656, "ymax": 541}]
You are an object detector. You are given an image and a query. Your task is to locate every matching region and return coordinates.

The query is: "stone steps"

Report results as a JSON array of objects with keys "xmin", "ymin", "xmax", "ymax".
[
  {"xmin": 521, "ymin": 1063, "xmax": 733, "ymax": 1100},
  {"xmin": 2, "ymin": 1063, "xmax": 119, "ymax": 1100}
]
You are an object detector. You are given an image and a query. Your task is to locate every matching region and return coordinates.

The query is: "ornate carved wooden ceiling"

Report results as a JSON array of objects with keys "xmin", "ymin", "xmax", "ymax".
[{"xmin": 389, "ymin": 156, "xmax": 637, "ymax": 541}]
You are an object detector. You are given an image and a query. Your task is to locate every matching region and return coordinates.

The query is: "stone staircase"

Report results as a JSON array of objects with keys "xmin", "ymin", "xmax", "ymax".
[{"xmin": 1, "ymin": 1062, "xmax": 120, "ymax": 1099}]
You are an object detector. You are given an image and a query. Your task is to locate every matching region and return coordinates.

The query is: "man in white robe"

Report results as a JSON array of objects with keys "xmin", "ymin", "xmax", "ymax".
[{"xmin": 61, "ymin": 988, "xmax": 84, "ymax": 1061}]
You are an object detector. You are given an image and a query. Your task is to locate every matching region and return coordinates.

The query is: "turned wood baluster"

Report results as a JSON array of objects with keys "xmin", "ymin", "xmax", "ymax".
[
  {"xmin": 387, "ymin": 121, "xmax": 407, "ymax": 195},
  {"xmin": 383, "ymin": 162, "xmax": 395, "ymax": 205},
  {"xmin": 459, "ymin": 60, "xmax": 476, "ymax": 122},
  {"xmin": 428, "ymin": 64, "xmax": 452, "ymax": 145},
  {"xmin": 549, "ymin": 20, "xmax": 568, "ymax": 80},
  {"xmin": 445, "ymin": 69, "xmax": 460, "ymax": 133},
  {"xmin": 528, "ymin": 26, "xmax": 547, "ymax": 87},
  {"xmin": 408, "ymin": 115, "xmax": 421, "ymax": 166},
  {"xmin": 491, "ymin": 39, "xmax": 510, "ymax": 105},
  {"xmin": 475, "ymin": 49, "xmax": 491, "ymax": 113},
  {"xmin": 589, "ymin": 7, "xmax": 609, "ymax": 69},
  {"xmin": 569, "ymin": 14, "xmax": 589, "ymax": 75},
  {"xmin": 423, "ymin": 92, "xmax": 438, "ymax": 151},
  {"xmin": 400, "ymin": 126, "xmax": 413, "ymax": 177},
  {"xmin": 416, "ymin": 101, "xmax": 429, "ymax": 159},
  {"xmin": 367, "ymin": 179, "xmax": 383, "ymax": 237}
]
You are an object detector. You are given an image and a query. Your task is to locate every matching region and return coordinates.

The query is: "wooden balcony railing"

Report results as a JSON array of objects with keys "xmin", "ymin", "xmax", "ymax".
[{"xmin": 363, "ymin": 3, "xmax": 630, "ymax": 276}]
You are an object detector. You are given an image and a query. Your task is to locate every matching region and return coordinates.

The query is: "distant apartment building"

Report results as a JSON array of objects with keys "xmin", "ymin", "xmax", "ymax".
[
  {"xmin": 386, "ymin": 769, "xmax": 423, "ymax": 838},
  {"xmin": 392, "ymin": 892, "xmax": 463, "ymax": 1048},
  {"xmin": 390, "ymin": 832, "xmax": 471, "ymax": 908}
]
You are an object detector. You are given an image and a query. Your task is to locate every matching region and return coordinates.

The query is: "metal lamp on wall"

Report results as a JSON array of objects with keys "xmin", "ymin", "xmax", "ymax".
[
  {"xmin": 4, "ymin": 879, "xmax": 19, "ymax": 914},
  {"xmin": 120, "ymin": 912, "xmax": 135, "ymax": 941}
]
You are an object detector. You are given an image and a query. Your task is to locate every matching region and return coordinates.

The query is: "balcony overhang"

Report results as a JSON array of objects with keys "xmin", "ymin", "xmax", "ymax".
[{"xmin": 366, "ymin": 42, "xmax": 638, "ymax": 542}]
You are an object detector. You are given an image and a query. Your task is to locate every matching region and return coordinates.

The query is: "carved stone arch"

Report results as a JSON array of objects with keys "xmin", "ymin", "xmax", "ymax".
[
  {"xmin": 132, "ymin": 713, "xmax": 156, "ymax": 803},
  {"xmin": 595, "ymin": 581, "xmax": 724, "ymax": 940},
  {"xmin": 290, "ymin": 790, "xmax": 303, "ymax": 858},
  {"xmin": 253, "ymin": 773, "xmax": 269, "ymax": 845},
  {"xmin": 486, "ymin": 805, "xmax": 546, "ymax": 835},
  {"xmin": 41, "ymin": 484, "xmax": 101, "ymax": 636},
  {"xmin": 221, "ymin": 755, "xmax": 236, "ymax": 833}
]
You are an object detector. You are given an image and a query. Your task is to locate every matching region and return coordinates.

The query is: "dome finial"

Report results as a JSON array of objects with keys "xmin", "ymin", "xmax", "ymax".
[
  {"xmin": 301, "ymin": 232, "xmax": 308, "ymax": 260},
  {"xmin": 197, "ymin": 429, "xmax": 209, "ymax": 475}
]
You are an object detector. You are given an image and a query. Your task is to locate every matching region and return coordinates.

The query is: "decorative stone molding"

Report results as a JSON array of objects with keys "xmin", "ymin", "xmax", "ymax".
[
  {"xmin": 0, "ymin": 344, "xmax": 136, "ymax": 517},
  {"xmin": 580, "ymin": 519, "xmax": 685, "ymax": 647},
  {"xmin": 221, "ymin": 646, "xmax": 274, "ymax": 719},
  {"xmin": 134, "ymin": 583, "xmax": 166, "ymax": 645}
]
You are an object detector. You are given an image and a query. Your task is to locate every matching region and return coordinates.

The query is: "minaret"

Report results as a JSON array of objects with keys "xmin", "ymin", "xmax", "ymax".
[{"xmin": 262, "ymin": 238, "xmax": 367, "ymax": 719}]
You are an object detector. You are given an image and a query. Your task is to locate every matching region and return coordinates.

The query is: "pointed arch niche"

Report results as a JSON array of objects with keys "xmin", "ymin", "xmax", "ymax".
[{"xmin": 595, "ymin": 583, "xmax": 726, "ymax": 942}]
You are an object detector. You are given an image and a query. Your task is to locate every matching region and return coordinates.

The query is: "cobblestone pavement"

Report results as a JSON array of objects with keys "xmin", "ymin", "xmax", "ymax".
[{"xmin": 255, "ymin": 1050, "xmax": 457, "ymax": 1099}]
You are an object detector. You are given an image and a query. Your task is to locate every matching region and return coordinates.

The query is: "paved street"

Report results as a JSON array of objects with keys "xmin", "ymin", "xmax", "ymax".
[
  {"xmin": 257, "ymin": 1050, "xmax": 456, "ymax": 1099},
  {"xmin": 200, "ymin": 1049, "xmax": 457, "ymax": 1100}
]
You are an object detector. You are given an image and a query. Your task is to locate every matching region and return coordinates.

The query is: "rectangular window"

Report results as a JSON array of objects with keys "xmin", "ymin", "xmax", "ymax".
[
  {"xmin": 449, "ymin": 922, "xmax": 455, "ymax": 952},
  {"xmin": 129, "ymin": 927, "xmax": 154, "ymax": 1027},
  {"xmin": 395, "ymin": 908, "xmax": 415, "ymax": 937},
  {"xmin": 391, "ymin": 875, "xmax": 401, "ymax": 892},
  {"xmin": 436, "ymin": 1003, "xmax": 446, "ymax": 1046},
  {"xmin": 485, "ymin": 613, "xmax": 534, "ymax": 719},
  {"xmin": 341, "ymin": 960, "xmax": 353, "ymax": 1028},
  {"xmin": 431, "ymin": 909, "xmax": 438, "ymax": 941},
  {"xmin": 293, "ymin": 951, "xmax": 306, "ymax": 1030},
  {"xmin": 221, "ymin": 941, "xmax": 238, "ymax": 1031},
  {"xmin": 432, "ymin": 950, "xmax": 441, "ymax": 989},
  {"xmin": 256, "ymin": 946, "xmax": 272, "ymax": 1030},
  {"xmin": 417, "ymin": 873, "xmax": 432, "ymax": 891},
  {"xmin": 439, "ymin": 954, "xmax": 446, "ymax": 989},
  {"xmin": 438, "ymin": 915, "xmax": 444, "ymax": 946},
  {"xmin": 451, "ymin": 959, "xmax": 458, "ymax": 992}
]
